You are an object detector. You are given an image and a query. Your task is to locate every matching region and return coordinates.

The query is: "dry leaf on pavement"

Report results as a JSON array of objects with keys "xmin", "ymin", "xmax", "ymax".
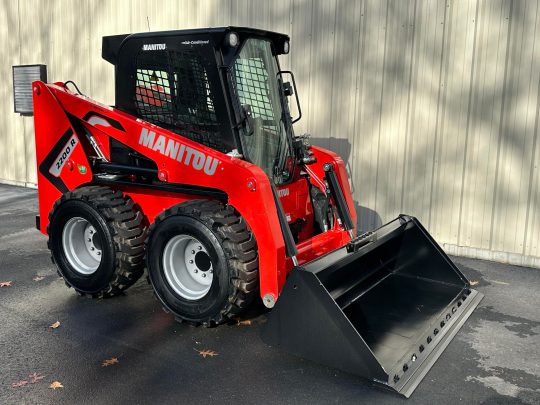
[
  {"xmin": 195, "ymin": 349, "xmax": 219, "ymax": 358},
  {"xmin": 33, "ymin": 275, "xmax": 45, "ymax": 282},
  {"xmin": 0, "ymin": 281, "xmax": 12, "ymax": 288},
  {"xmin": 49, "ymin": 381, "xmax": 64, "ymax": 390},
  {"xmin": 11, "ymin": 380, "xmax": 29, "ymax": 388},
  {"xmin": 470, "ymin": 280, "xmax": 479, "ymax": 286},
  {"xmin": 237, "ymin": 319, "xmax": 252, "ymax": 326},
  {"xmin": 29, "ymin": 372, "xmax": 45, "ymax": 383},
  {"xmin": 49, "ymin": 321, "xmax": 61, "ymax": 329},
  {"xmin": 102, "ymin": 357, "xmax": 119, "ymax": 367}
]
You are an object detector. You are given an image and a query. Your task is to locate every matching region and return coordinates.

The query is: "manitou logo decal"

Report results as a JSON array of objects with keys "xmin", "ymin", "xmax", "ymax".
[
  {"xmin": 142, "ymin": 43, "xmax": 167, "ymax": 51},
  {"xmin": 138, "ymin": 128, "xmax": 219, "ymax": 175},
  {"xmin": 277, "ymin": 188, "xmax": 290, "ymax": 198}
]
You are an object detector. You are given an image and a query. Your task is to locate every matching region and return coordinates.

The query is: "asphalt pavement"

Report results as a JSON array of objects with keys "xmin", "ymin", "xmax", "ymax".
[{"xmin": 0, "ymin": 183, "xmax": 539, "ymax": 404}]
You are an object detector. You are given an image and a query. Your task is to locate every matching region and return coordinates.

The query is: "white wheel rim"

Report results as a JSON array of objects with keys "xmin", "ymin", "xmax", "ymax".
[
  {"xmin": 62, "ymin": 217, "xmax": 102, "ymax": 275},
  {"xmin": 162, "ymin": 235, "xmax": 213, "ymax": 300}
]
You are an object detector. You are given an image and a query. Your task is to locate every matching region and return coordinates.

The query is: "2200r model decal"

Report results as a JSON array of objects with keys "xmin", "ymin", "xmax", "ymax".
[
  {"xmin": 49, "ymin": 134, "xmax": 78, "ymax": 177},
  {"xmin": 38, "ymin": 128, "xmax": 78, "ymax": 193}
]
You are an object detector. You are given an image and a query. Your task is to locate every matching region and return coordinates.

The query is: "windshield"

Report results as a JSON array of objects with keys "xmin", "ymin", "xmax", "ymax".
[{"xmin": 232, "ymin": 38, "xmax": 294, "ymax": 184}]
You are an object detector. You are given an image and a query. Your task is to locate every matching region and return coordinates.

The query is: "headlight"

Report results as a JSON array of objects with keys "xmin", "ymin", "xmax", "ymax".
[
  {"xmin": 283, "ymin": 40, "xmax": 290, "ymax": 54},
  {"xmin": 226, "ymin": 32, "xmax": 239, "ymax": 48}
]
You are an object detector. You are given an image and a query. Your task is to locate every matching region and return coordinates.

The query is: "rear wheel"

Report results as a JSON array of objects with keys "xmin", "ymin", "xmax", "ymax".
[
  {"xmin": 146, "ymin": 200, "xmax": 258, "ymax": 326},
  {"xmin": 48, "ymin": 186, "xmax": 147, "ymax": 297}
]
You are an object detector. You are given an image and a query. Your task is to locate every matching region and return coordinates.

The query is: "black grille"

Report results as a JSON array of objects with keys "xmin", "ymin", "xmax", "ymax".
[{"xmin": 134, "ymin": 49, "xmax": 225, "ymax": 152}]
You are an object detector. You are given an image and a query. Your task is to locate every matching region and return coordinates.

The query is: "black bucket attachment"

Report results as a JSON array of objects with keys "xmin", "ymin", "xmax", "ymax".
[{"xmin": 262, "ymin": 215, "xmax": 483, "ymax": 397}]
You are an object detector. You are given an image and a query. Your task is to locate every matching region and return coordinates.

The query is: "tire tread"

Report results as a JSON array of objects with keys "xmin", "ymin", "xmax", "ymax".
[
  {"xmin": 47, "ymin": 186, "xmax": 147, "ymax": 298},
  {"xmin": 148, "ymin": 199, "xmax": 258, "ymax": 326}
]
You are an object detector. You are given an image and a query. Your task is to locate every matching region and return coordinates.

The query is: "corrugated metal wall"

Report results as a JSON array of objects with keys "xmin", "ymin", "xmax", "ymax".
[{"xmin": 1, "ymin": 0, "xmax": 539, "ymax": 267}]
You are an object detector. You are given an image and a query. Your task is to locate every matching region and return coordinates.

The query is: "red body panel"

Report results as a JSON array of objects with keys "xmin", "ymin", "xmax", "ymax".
[
  {"xmin": 32, "ymin": 81, "xmax": 356, "ymax": 302},
  {"xmin": 276, "ymin": 178, "xmax": 314, "ymax": 243}
]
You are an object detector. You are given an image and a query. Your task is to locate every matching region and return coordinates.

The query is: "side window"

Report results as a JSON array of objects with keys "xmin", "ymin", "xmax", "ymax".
[
  {"xmin": 133, "ymin": 49, "xmax": 226, "ymax": 152},
  {"xmin": 171, "ymin": 53, "xmax": 218, "ymax": 126},
  {"xmin": 135, "ymin": 68, "xmax": 173, "ymax": 123}
]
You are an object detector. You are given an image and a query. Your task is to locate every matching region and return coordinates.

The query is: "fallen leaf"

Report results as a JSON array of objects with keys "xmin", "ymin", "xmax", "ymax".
[
  {"xmin": 29, "ymin": 372, "xmax": 45, "ymax": 383},
  {"xmin": 470, "ymin": 280, "xmax": 479, "ymax": 286},
  {"xmin": 237, "ymin": 319, "xmax": 252, "ymax": 326},
  {"xmin": 101, "ymin": 357, "xmax": 119, "ymax": 367},
  {"xmin": 0, "ymin": 281, "xmax": 12, "ymax": 288},
  {"xmin": 11, "ymin": 380, "xmax": 29, "ymax": 388},
  {"xmin": 195, "ymin": 349, "xmax": 218, "ymax": 358},
  {"xmin": 49, "ymin": 381, "xmax": 64, "ymax": 390},
  {"xmin": 49, "ymin": 321, "xmax": 61, "ymax": 329},
  {"xmin": 491, "ymin": 279, "xmax": 509, "ymax": 286},
  {"xmin": 33, "ymin": 275, "xmax": 45, "ymax": 282}
]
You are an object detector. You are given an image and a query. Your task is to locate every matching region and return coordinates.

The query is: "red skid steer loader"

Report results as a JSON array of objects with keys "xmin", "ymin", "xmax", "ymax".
[{"xmin": 32, "ymin": 27, "xmax": 482, "ymax": 397}]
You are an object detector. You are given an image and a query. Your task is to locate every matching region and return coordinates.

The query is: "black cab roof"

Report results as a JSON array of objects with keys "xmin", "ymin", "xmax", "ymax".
[{"xmin": 102, "ymin": 26, "xmax": 290, "ymax": 65}]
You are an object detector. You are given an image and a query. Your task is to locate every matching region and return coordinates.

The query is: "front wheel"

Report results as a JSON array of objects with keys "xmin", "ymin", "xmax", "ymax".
[
  {"xmin": 146, "ymin": 200, "xmax": 258, "ymax": 326},
  {"xmin": 162, "ymin": 233, "xmax": 214, "ymax": 301}
]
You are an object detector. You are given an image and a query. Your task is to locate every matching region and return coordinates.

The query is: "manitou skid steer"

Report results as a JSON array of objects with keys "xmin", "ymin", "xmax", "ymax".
[{"xmin": 32, "ymin": 27, "xmax": 482, "ymax": 397}]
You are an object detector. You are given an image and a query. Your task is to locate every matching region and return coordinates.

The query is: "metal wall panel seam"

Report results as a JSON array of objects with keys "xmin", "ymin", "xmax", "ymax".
[
  {"xmin": 489, "ymin": 0, "xmax": 513, "ymax": 251},
  {"xmin": 457, "ymin": 0, "xmax": 480, "ymax": 246}
]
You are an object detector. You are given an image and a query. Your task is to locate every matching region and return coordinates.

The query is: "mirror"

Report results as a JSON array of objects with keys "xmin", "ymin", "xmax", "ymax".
[{"xmin": 283, "ymin": 81, "xmax": 293, "ymax": 97}]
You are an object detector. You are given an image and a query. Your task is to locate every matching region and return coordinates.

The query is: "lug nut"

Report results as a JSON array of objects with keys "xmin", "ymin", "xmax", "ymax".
[
  {"xmin": 88, "ymin": 238, "xmax": 92, "ymax": 242},
  {"xmin": 97, "ymin": 252, "xmax": 101, "ymax": 256},
  {"xmin": 198, "ymin": 246, "xmax": 202, "ymax": 250},
  {"xmin": 202, "ymin": 273, "xmax": 206, "ymax": 278},
  {"xmin": 189, "ymin": 260, "xmax": 193, "ymax": 264},
  {"xmin": 191, "ymin": 250, "xmax": 195, "ymax": 254},
  {"xmin": 194, "ymin": 269, "xmax": 198, "ymax": 273},
  {"xmin": 90, "ymin": 247, "xmax": 95, "ymax": 251}
]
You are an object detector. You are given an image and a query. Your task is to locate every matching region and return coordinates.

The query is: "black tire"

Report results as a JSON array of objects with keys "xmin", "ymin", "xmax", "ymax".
[
  {"xmin": 48, "ymin": 186, "xmax": 147, "ymax": 298},
  {"xmin": 146, "ymin": 200, "xmax": 258, "ymax": 326}
]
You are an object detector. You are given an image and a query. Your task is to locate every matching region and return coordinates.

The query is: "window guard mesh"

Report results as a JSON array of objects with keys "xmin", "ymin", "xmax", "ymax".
[
  {"xmin": 233, "ymin": 58, "xmax": 275, "ymax": 121},
  {"xmin": 134, "ymin": 49, "xmax": 226, "ymax": 152}
]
